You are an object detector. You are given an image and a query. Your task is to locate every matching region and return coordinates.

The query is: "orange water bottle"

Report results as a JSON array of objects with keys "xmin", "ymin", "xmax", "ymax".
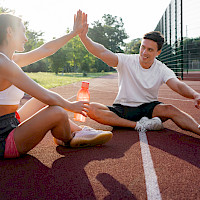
[{"xmin": 74, "ymin": 81, "xmax": 90, "ymax": 122}]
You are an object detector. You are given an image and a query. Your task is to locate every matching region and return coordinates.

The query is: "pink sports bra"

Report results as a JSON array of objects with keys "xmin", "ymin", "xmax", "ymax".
[{"xmin": 0, "ymin": 85, "xmax": 24, "ymax": 105}]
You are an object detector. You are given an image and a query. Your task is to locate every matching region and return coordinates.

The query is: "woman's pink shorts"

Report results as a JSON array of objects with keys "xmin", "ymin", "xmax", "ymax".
[{"xmin": 4, "ymin": 128, "xmax": 20, "ymax": 159}]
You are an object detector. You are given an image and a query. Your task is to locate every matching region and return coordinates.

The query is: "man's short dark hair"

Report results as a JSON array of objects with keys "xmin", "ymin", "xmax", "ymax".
[{"xmin": 143, "ymin": 31, "xmax": 164, "ymax": 51}]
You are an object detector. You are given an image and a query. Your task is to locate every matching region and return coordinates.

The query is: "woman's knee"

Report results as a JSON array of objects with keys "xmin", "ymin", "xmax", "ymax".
[{"xmin": 47, "ymin": 106, "xmax": 69, "ymax": 122}]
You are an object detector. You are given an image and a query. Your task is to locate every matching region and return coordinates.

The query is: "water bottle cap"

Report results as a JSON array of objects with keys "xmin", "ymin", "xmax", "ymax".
[{"xmin": 81, "ymin": 81, "xmax": 89, "ymax": 89}]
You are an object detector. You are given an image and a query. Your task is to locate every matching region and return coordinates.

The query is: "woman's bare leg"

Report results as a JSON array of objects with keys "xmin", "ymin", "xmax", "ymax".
[
  {"xmin": 18, "ymin": 98, "xmax": 82, "ymax": 132},
  {"xmin": 14, "ymin": 106, "xmax": 73, "ymax": 155}
]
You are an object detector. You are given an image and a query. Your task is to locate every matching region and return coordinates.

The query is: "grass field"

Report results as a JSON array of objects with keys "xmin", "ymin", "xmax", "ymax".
[{"xmin": 26, "ymin": 72, "xmax": 115, "ymax": 89}]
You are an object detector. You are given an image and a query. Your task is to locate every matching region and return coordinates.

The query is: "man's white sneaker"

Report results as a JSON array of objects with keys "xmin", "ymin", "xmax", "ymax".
[
  {"xmin": 135, "ymin": 121, "xmax": 146, "ymax": 133},
  {"xmin": 70, "ymin": 126, "xmax": 113, "ymax": 148},
  {"xmin": 135, "ymin": 117, "xmax": 164, "ymax": 132}
]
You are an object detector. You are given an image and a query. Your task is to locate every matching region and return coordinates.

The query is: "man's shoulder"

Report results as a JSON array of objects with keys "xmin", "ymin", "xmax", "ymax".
[
  {"xmin": 155, "ymin": 58, "xmax": 165, "ymax": 66},
  {"xmin": 116, "ymin": 53, "xmax": 138, "ymax": 61},
  {"xmin": 155, "ymin": 58, "xmax": 170, "ymax": 70},
  {"xmin": 154, "ymin": 59, "xmax": 176, "ymax": 80},
  {"xmin": 116, "ymin": 53, "xmax": 138, "ymax": 57}
]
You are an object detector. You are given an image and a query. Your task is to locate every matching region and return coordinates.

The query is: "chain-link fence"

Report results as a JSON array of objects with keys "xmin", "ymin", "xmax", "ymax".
[{"xmin": 155, "ymin": 0, "xmax": 200, "ymax": 80}]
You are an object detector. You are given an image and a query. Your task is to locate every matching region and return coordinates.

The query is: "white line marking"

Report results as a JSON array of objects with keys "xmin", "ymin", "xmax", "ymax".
[
  {"xmin": 139, "ymin": 131, "xmax": 162, "ymax": 200},
  {"xmin": 67, "ymin": 94, "xmax": 77, "ymax": 100},
  {"xmin": 159, "ymin": 97, "xmax": 193, "ymax": 102},
  {"xmin": 68, "ymin": 78, "xmax": 162, "ymax": 199}
]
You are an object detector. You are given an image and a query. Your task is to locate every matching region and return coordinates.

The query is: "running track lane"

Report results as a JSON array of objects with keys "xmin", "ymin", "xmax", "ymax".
[{"xmin": 0, "ymin": 73, "xmax": 200, "ymax": 199}]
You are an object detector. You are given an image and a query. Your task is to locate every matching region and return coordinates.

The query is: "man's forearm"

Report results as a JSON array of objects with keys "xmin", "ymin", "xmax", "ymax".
[
  {"xmin": 178, "ymin": 82, "xmax": 199, "ymax": 99},
  {"xmin": 80, "ymin": 35, "xmax": 118, "ymax": 67},
  {"xmin": 80, "ymin": 35, "xmax": 106, "ymax": 59}
]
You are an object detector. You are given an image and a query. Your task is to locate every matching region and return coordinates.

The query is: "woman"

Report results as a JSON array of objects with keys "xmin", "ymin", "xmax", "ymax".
[{"xmin": 0, "ymin": 10, "xmax": 112, "ymax": 159}]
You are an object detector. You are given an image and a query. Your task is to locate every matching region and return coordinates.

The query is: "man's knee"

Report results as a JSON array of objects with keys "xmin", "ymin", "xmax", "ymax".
[
  {"xmin": 88, "ymin": 102, "xmax": 107, "ymax": 113},
  {"xmin": 153, "ymin": 104, "xmax": 178, "ymax": 118},
  {"xmin": 88, "ymin": 102, "xmax": 100, "ymax": 119},
  {"xmin": 88, "ymin": 102, "xmax": 108, "ymax": 120},
  {"xmin": 88, "ymin": 102, "xmax": 98, "ymax": 111}
]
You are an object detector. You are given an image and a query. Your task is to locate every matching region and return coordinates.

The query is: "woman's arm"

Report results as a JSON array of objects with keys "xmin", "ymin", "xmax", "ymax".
[
  {"xmin": 0, "ymin": 55, "xmax": 89, "ymax": 115},
  {"xmin": 13, "ymin": 10, "xmax": 84, "ymax": 67}
]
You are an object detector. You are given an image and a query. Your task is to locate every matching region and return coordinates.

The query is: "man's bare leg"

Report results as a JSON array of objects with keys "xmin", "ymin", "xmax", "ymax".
[
  {"xmin": 88, "ymin": 102, "xmax": 137, "ymax": 128},
  {"xmin": 153, "ymin": 104, "xmax": 200, "ymax": 136}
]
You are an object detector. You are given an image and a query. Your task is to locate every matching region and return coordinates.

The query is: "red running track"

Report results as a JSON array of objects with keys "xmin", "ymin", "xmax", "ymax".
[{"xmin": 0, "ymin": 73, "xmax": 200, "ymax": 200}]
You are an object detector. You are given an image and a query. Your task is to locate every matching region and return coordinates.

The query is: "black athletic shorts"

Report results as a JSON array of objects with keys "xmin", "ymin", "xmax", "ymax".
[
  {"xmin": 0, "ymin": 112, "xmax": 19, "ymax": 158},
  {"xmin": 107, "ymin": 101, "xmax": 162, "ymax": 122}
]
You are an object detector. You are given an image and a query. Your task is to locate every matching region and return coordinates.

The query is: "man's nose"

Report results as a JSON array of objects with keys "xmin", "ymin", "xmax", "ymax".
[{"xmin": 143, "ymin": 48, "xmax": 148, "ymax": 54}]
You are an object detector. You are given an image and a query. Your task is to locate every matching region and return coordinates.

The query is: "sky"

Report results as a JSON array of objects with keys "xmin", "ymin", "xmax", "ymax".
[{"xmin": 0, "ymin": 0, "xmax": 171, "ymax": 42}]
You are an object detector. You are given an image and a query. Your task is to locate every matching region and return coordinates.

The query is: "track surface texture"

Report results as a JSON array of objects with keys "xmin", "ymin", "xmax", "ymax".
[{"xmin": 1, "ymin": 73, "xmax": 200, "ymax": 200}]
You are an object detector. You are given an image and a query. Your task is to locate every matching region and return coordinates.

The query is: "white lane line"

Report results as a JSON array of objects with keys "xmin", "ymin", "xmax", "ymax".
[
  {"xmin": 67, "ymin": 94, "xmax": 77, "ymax": 101},
  {"xmin": 159, "ymin": 97, "xmax": 193, "ymax": 102},
  {"xmin": 139, "ymin": 131, "xmax": 162, "ymax": 200}
]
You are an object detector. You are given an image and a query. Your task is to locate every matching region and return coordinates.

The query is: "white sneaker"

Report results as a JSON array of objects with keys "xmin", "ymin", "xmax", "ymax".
[
  {"xmin": 70, "ymin": 126, "xmax": 113, "ymax": 148},
  {"xmin": 135, "ymin": 117, "xmax": 164, "ymax": 132},
  {"xmin": 135, "ymin": 121, "xmax": 146, "ymax": 133}
]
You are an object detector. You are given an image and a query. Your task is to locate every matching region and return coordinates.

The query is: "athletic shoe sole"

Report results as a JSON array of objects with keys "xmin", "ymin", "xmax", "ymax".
[{"xmin": 70, "ymin": 131, "xmax": 113, "ymax": 148}]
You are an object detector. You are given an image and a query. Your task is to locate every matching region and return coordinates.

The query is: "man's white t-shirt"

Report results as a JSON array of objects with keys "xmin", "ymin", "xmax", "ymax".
[{"xmin": 114, "ymin": 54, "xmax": 177, "ymax": 107}]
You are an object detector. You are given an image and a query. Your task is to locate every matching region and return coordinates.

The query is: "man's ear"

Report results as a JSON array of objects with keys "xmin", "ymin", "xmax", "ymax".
[{"xmin": 157, "ymin": 49, "xmax": 162, "ymax": 56}]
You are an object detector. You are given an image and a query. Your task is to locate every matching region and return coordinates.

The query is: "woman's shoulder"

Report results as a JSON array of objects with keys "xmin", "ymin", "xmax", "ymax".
[
  {"xmin": 0, "ymin": 53, "xmax": 12, "ymax": 65},
  {"xmin": 0, "ymin": 54, "xmax": 19, "ymax": 79},
  {"xmin": 0, "ymin": 53, "xmax": 9, "ymax": 70}
]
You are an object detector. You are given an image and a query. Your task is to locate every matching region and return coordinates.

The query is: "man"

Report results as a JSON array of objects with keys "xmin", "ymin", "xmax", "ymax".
[{"xmin": 79, "ymin": 13, "xmax": 200, "ymax": 135}]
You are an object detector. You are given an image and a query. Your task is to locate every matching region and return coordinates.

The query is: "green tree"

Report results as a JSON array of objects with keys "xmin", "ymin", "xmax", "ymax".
[
  {"xmin": 87, "ymin": 14, "xmax": 128, "ymax": 72},
  {"xmin": 88, "ymin": 14, "xmax": 128, "ymax": 53},
  {"xmin": 48, "ymin": 47, "xmax": 66, "ymax": 74},
  {"xmin": 183, "ymin": 37, "xmax": 200, "ymax": 70},
  {"xmin": 0, "ymin": 7, "xmax": 48, "ymax": 72},
  {"xmin": 23, "ymin": 22, "xmax": 48, "ymax": 72},
  {"xmin": 45, "ymin": 33, "xmax": 95, "ymax": 75},
  {"xmin": 125, "ymin": 38, "xmax": 141, "ymax": 54},
  {"xmin": 24, "ymin": 24, "xmax": 44, "ymax": 51},
  {"xmin": 64, "ymin": 35, "xmax": 95, "ymax": 74}
]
